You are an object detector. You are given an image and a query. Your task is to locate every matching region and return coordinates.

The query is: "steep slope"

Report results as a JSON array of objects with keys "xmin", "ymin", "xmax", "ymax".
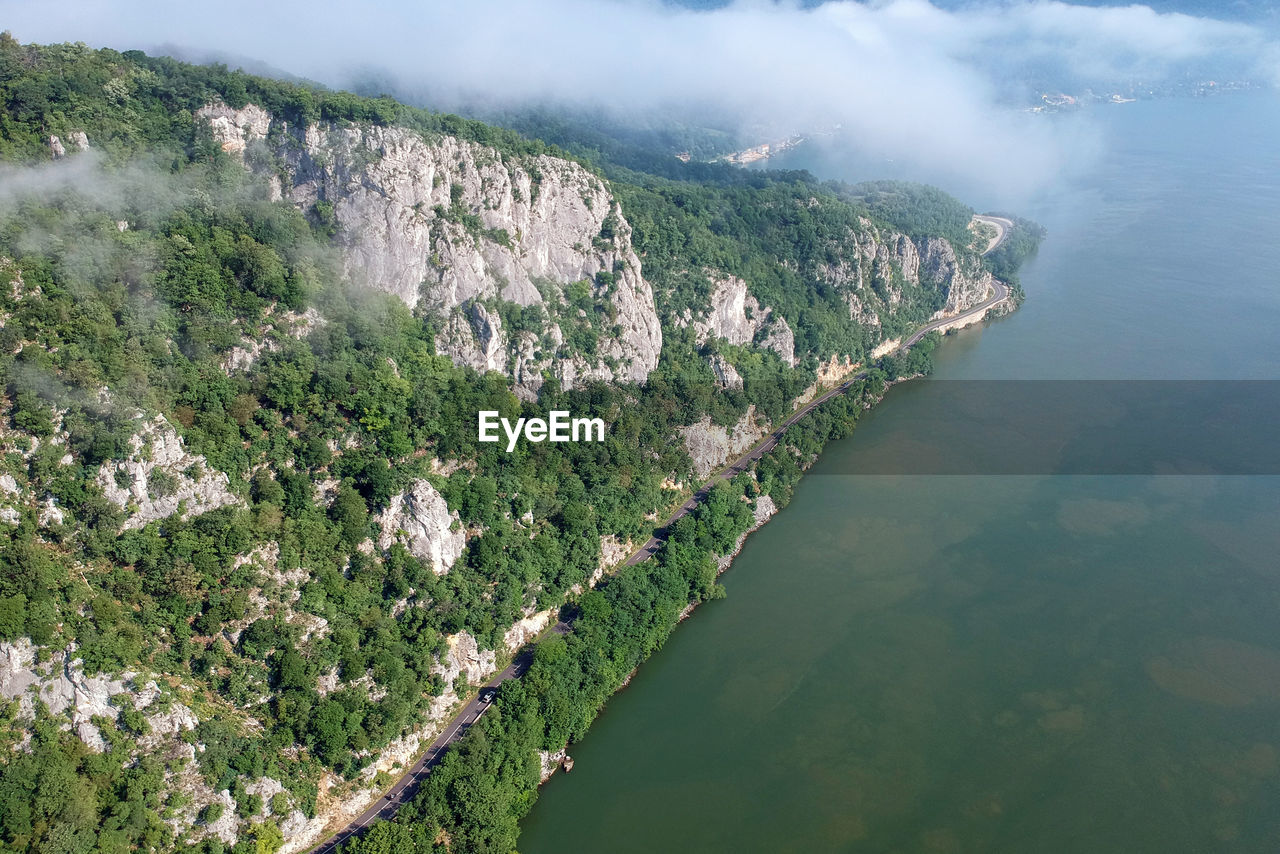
[
  {"xmin": 0, "ymin": 39, "xmax": 1030, "ymax": 854},
  {"xmin": 199, "ymin": 102, "xmax": 662, "ymax": 396}
]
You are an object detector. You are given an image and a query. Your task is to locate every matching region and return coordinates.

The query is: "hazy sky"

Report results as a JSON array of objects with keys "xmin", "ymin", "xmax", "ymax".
[{"xmin": 3, "ymin": 0, "xmax": 1275, "ymax": 199}]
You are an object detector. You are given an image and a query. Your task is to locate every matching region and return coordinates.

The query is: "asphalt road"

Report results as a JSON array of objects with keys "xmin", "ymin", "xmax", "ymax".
[
  {"xmin": 308, "ymin": 623, "xmax": 570, "ymax": 854},
  {"xmin": 973, "ymin": 214, "xmax": 1013, "ymax": 255},
  {"xmin": 305, "ymin": 215, "xmax": 1011, "ymax": 853}
]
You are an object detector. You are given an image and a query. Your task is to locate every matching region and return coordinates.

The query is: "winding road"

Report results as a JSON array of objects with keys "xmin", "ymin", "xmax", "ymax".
[
  {"xmin": 307, "ymin": 619, "xmax": 571, "ymax": 854},
  {"xmin": 304, "ymin": 215, "xmax": 1012, "ymax": 854}
]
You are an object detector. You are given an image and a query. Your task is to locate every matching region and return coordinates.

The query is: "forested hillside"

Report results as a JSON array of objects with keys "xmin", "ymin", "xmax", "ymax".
[{"xmin": 0, "ymin": 35, "xmax": 1030, "ymax": 854}]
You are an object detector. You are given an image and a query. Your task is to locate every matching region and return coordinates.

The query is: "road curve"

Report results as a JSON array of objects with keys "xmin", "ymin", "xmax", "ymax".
[
  {"xmin": 903, "ymin": 278, "xmax": 1010, "ymax": 349},
  {"xmin": 973, "ymin": 214, "xmax": 1013, "ymax": 254},
  {"xmin": 305, "ymin": 216, "xmax": 1013, "ymax": 853}
]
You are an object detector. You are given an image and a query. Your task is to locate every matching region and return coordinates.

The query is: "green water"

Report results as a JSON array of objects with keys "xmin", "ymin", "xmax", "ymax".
[{"xmin": 519, "ymin": 94, "xmax": 1280, "ymax": 852}]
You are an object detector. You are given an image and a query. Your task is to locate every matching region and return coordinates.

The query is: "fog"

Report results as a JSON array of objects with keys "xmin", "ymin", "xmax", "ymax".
[{"xmin": 4, "ymin": 0, "xmax": 1276, "ymax": 201}]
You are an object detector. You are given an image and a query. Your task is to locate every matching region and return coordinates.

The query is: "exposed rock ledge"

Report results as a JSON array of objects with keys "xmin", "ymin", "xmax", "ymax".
[
  {"xmin": 375, "ymin": 479, "xmax": 465, "ymax": 574},
  {"xmin": 0, "ymin": 639, "xmax": 196, "ymax": 753},
  {"xmin": 539, "ymin": 748, "xmax": 569, "ymax": 783},
  {"xmin": 503, "ymin": 607, "xmax": 555, "ymax": 651},
  {"xmin": 686, "ymin": 275, "xmax": 796, "ymax": 367},
  {"xmin": 678, "ymin": 405, "xmax": 768, "ymax": 480},
  {"xmin": 96, "ymin": 414, "xmax": 242, "ymax": 530},
  {"xmin": 196, "ymin": 102, "xmax": 663, "ymax": 393}
]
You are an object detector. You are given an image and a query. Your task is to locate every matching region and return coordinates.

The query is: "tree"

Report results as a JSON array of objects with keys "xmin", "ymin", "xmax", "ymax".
[
  {"xmin": 0, "ymin": 593, "xmax": 27, "ymax": 640},
  {"xmin": 248, "ymin": 822, "xmax": 283, "ymax": 854},
  {"xmin": 329, "ymin": 483, "xmax": 369, "ymax": 547}
]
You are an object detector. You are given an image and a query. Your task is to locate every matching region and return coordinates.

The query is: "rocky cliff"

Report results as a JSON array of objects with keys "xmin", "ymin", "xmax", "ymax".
[
  {"xmin": 678, "ymin": 405, "xmax": 769, "ymax": 480},
  {"xmin": 672, "ymin": 219, "xmax": 993, "ymax": 478},
  {"xmin": 685, "ymin": 274, "xmax": 796, "ymax": 367},
  {"xmin": 96, "ymin": 414, "xmax": 242, "ymax": 530},
  {"xmin": 0, "ymin": 42, "xmax": 1026, "ymax": 854},
  {"xmin": 197, "ymin": 104, "xmax": 662, "ymax": 395},
  {"xmin": 375, "ymin": 479, "xmax": 466, "ymax": 574},
  {"xmin": 826, "ymin": 218, "xmax": 995, "ymax": 329}
]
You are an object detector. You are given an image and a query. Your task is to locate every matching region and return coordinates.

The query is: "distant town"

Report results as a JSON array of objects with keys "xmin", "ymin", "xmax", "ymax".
[
  {"xmin": 676, "ymin": 133, "xmax": 808, "ymax": 165},
  {"xmin": 694, "ymin": 78, "xmax": 1263, "ymax": 169},
  {"xmin": 1028, "ymin": 78, "xmax": 1260, "ymax": 112}
]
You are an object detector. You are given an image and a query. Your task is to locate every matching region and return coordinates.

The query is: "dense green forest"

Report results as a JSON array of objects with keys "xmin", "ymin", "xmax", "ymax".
[
  {"xmin": 0, "ymin": 35, "xmax": 1032, "ymax": 854},
  {"xmin": 983, "ymin": 213, "xmax": 1047, "ymax": 288}
]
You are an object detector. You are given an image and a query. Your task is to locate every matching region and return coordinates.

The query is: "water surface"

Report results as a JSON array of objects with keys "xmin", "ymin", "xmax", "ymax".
[{"xmin": 520, "ymin": 93, "xmax": 1280, "ymax": 852}]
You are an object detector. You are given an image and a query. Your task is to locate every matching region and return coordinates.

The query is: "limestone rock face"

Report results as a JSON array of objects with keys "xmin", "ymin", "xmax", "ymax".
[
  {"xmin": 68, "ymin": 131, "xmax": 90, "ymax": 152},
  {"xmin": 0, "ymin": 639, "xmax": 135, "ymax": 752},
  {"xmin": 540, "ymin": 748, "xmax": 568, "ymax": 782},
  {"xmin": 375, "ymin": 479, "xmax": 465, "ymax": 574},
  {"xmin": 708, "ymin": 352, "xmax": 743, "ymax": 390},
  {"xmin": 48, "ymin": 135, "xmax": 65, "ymax": 159},
  {"xmin": 753, "ymin": 493, "xmax": 778, "ymax": 524},
  {"xmin": 95, "ymin": 415, "xmax": 242, "ymax": 530},
  {"xmin": 0, "ymin": 640, "xmax": 41, "ymax": 714},
  {"xmin": 432, "ymin": 631, "xmax": 497, "ymax": 692},
  {"xmin": 204, "ymin": 791, "xmax": 240, "ymax": 845},
  {"xmin": 438, "ymin": 301, "xmax": 507, "ymax": 373},
  {"xmin": 143, "ymin": 702, "xmax": 199, "ymax": 740},
  {"xmin": 678, "ymin": 405, "xmax": 768, "ymax": 480},
  {"xmin": 0, "ymin": 474, "xmax": 18, "ymax": 526},
  {"xmin": 828, "ymin": 218, "xmax": 994, "ymax": 328},
  {"xmin": 194, "ymin": 103, "xmax": 272, "ymax": 158},
  {"xmin": 503, "ymin": 608, "xmax": 554, "ymax": 651},
  {"xmin": 919, "ymin": 236, "xmax": 995, "ymax": 316},
  {"xmin": 692, "ymin": 275, "xmax": 796, "ymax": 367},
  {"xmin": 38, "ymin": 496, "xmax": 64, "ymax": 527},
  {"xmin": 196, "ymin": 103, "xmax": 663, "ymax": 391},
  {"xmin": 759, "ymin": 317, "xmax": 796, "ymax": 366}
]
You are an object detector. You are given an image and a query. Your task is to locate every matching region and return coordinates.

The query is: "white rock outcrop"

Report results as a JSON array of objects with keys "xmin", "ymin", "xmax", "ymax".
[
  {"xmin": 825, "ymin": 219, "xmax": 995, "ymax": 335},
  {"xmin": 205, "ymin": 791, "xmax": 240, "ymax": 845},
  {"xmin": 432, "ymin": 631, "xmax": 497, "ymax": 691},
  {"xmin": 539, "ymin": 748, "xmax": 568, "ymax": 782},
  {"xmin": 196, "ymin": 103, "xmax": 663, "ymax": 391},
  {"xmin": 708, "ymin": 352, "xmax": 744, "ymax": 390},
  {"xmin": 96, "ymin": 415, "xmax": 242, "ymax": 530},
  {"xmin": 139, "ymin": 701, "xmax": 199, "ymax": 751},
  {"xmin": 0, "ymin": 639, "xmax": 140, "ymax": 752},
  {"xmin": 920, "ymin": 236, "xmax": 996, "ymax": 317},
  {"xmin": 0, "ymin": 473, "xmax": 18, "ymax": 527},
  {"xmin": 38, "ymin": 496, "xmax": 64, "ymax": 527},
  {"xmin": 375, "ymin": 479, "xmax": 465, "ymax": 574},
  {"xmin": 0, "ymin": 640, "xmax": 42, "ymax": 715},
  {"xmin": 678, "ymin": 405, "xmax": 768, "ymax": 480},
  {"xmin": 503, "ymin": 608, "xmax": 554, "ymax": 651},
  {"xmin": 691, "ymin": 275, "xmax": 796, "ymax": 367},
  {"xmin": 195, "ymin": 103, "xmax": 272, "ymax": 158}
]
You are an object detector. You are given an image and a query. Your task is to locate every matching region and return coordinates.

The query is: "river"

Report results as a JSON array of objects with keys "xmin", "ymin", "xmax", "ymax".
[{"xmin": 519, "ymin": 92, "xmax": 1280, "ymax": 852}]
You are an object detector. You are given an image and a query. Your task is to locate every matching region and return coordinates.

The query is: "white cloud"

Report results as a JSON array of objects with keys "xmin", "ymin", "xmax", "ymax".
[{"xmin": 2, "ymin": 0, "xmax": 1272, "ymax": 199}]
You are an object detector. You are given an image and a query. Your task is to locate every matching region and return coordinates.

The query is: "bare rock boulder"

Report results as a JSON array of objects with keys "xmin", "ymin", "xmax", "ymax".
[{"xmin": 375, "ymin": 479, "xmax": 465, "ymax": 574}]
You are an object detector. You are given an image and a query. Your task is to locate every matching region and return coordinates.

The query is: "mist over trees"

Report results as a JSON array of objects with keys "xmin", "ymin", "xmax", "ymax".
[{"xmin": 0, "ymin": 37, "xmax": 1031, "ymax": 854}]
